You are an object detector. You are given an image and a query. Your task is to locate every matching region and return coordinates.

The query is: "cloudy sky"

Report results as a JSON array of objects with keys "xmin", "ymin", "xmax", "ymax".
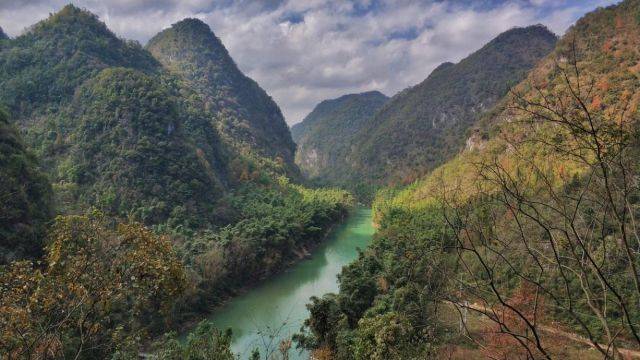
[{"xmin": 0, "ymin": 0, "xmax": 620, "ymax": 124}]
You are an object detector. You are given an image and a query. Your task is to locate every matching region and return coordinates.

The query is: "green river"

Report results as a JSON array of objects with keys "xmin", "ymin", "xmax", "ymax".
[{"xmin": 206, "ymin": 207, "xmax": 374, "ymax": 359}]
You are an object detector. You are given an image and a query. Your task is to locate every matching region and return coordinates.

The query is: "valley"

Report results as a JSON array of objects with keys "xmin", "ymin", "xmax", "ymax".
[{"xmin": 2, "ymin": 1, "xmax": 640, "ymax": 359}]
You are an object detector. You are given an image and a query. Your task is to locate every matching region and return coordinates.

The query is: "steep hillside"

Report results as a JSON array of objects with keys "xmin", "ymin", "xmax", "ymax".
[
  {"xmin": 384, "ymin": 1, "xmax": 640, "ymax": 212},
  {"xmin": 0, "ymin": 6, "xmax": 226, "ymax": 229},
  {"xmin": 0, "ymin": 109, "xmax": 52, "ymax": 264},
  {"xmin": 351, "ymin": 25, "xmax": 558, "ymax": 185},
  {"xmin": 65, "ymin": 68, "xmax": 225, "ymax": 228},
  {"xmin": 146, "ymin": 19, "xmax": 298, "ymax": 176},
  {"xmin": 292, "ymin": 91, "xmax": 388, "ymax": 179}
]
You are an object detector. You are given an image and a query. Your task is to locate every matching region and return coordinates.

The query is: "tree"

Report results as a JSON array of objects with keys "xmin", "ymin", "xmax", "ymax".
[
  {"xmin": 156, "ymin": 321, "xmax": 234, "ymax": 360},
  {"xmin": 0, "ymin": 214, "xmax": 186, "ymax": 359},
  {"xmin": 443, "ymin": 41, "xmax": 640, "ymax": 358},
  {"xmin": 0, "ymin": 108, "xmax": 53, "ymax": 263}
]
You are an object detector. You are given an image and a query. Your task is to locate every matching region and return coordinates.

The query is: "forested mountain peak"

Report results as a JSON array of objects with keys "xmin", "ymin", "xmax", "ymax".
[
  {"xmin": 147, "ymin": 19, "xmax": 298, "ymax": 176},
  {"xmin": 18, "ymin": 4, "xmax": 158, "ymax": 72},
  {"xmin": 148, "ymin": 18, "xmax": 237, "ymax": 72},
  {"xmin": 492, "ymin": 23, "xmax": 556, "ymax": 45},
  {"xmin": 314, "ymin": 91, "xmax": 388, "ymax": 114},
  {"xmin": 0, "ymin": 7, "xmax": 231, "ymax": 230},
  {"xmin": 349, "ymin": 24, "xmax": 557, "ymax": 186},
  {"xmin": 429, "ymin": 61, "xmax": 455, "ymax": 75},
  {"xmin": 315, "ymin": 90, "xmax": 388, "ymax": 109},
  {"xmin": 0, "ymin": 27, "xmax": 7, "ymax": 40},
  {"xmin": 292, "ymin": 90, "xmax": 389, "ymax": 184},
  {"xmin": 292, "ymin": 90, "xmax": 389, "ymax": 142},
  {"xmin": 0, "ymin": 4, "xmax": 159, "ymax": 118}
]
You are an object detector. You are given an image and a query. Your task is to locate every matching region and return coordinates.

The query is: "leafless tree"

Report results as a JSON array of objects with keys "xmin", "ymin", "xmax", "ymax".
[{"xmin": 440, "ymin": 40, "xmax": 640, "ymax": 359}]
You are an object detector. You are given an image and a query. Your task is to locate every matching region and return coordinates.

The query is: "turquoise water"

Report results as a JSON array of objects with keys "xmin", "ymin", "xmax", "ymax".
[{"xmin": 206, "ymin": 207, "xmax": 374, "ymax": 359}]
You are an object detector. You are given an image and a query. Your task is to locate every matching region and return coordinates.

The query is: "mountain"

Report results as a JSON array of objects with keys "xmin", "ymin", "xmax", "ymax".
[
  {"xmin": 0, "ymin": 5, "xmax": 310, "ymax": 230},
  {"xmin": 349, "ymin": 25, "xmax": 558, "ymax": 186},
  {"xmin": 292, "ymin": 91, "xmax": 389, "ymax": 179},
  {"xmin": 66, "ymin": 68, "xmax": 226, "ymax": 228},
  {"xmin": 0, "ymin": 5, "xmax": 160, "ymax": 120},
  {"xmin": 0, "ymin": 109, "xmax": 52, "ymax": 264},
  {"xmin": 0, "ymin": 6, "xmax": 228, "ymax": 229},
  {"xmin": 0, "ymin": 27, "xmax": 7, "ymax": 40},
  {"xmin": 383, "ymin": 2, "xmax": 640, "ymax": 211},
  {"xmin": 146, "ymin": 19, "xmax": 298, "ymax": 176}
]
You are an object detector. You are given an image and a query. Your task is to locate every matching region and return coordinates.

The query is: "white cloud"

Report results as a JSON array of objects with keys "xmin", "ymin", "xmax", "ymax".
[{"xmin": 0, "ymin": 0, "xmax": 621, "ymax": 124}]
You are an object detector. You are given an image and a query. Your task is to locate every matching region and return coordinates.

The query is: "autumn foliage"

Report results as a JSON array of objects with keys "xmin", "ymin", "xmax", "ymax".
[{"xmin": 0, "ymin": 214, "xmax": 186, "ymax": 359}]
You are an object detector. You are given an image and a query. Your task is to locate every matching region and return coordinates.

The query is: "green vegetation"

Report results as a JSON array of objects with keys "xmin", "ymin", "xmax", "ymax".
[
  {"xmin": 0, "ymin": 6, "xmax": 232, "ymax": 230},
  {"xmin": 0, "ymin": 6, "xmax": 297, "ymax": 230},
  {"xmin": 174, "ymin": 178, "xmax": 353, "ymax": 317},
  {"xmin": 350, "ymin": 25, "xmax": 557, "ymax": 186},
  {"xmin": 146, "ymin": 18, "xmax": 298, "ymax": 177},
  {"xmin": 66, "ymin": 67, "xmax": 224, "ymax": 228},
  {"xmin": 0, "ymin": 5, "xmax": 355, "ymax": 359},
  {"xmin": 0, "ymin": 5, "xmax": 159, "ymax": 120},
  {"xmin": 292, "ymin": 91, "xmax": 388, "ymax": 180},
  {"xmin": 296, "ymin": 206, "xmax": 454, "ymax": 359},
  {"xmin": 0, "ymin": 109, "xmax": 52, "ymax": 264},
  {"xmin": 0, "ymin": 214, "xmax": 186, "ymax": 359},
  {"xmin": 156, "ymin": 321, "xmax": 234, "ymax": 360}
]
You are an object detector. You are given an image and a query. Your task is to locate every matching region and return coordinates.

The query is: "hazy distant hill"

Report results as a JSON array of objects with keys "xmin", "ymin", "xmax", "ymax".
[{"xmin": 292, "ymin": 91, "xmax": 389, "ymax": 179}]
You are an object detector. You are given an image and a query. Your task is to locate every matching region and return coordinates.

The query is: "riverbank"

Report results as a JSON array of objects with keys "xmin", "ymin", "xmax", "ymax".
[
  {"xmin": 202, "ymin": 207, "xmax": 374, "ymax": 358},
  {"xmin": 171, "ymin": 208, "xmax": 351, "ymax": 336}
]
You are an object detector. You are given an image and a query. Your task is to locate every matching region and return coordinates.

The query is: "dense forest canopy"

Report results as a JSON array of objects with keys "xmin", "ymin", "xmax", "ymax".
[
  {"xmin": 146, "ymin": 18, "xmax": 299, "ymax": 178},
  {"xmin": 0, "ymin": 109, "xmax": 52, "ymax": 264}
]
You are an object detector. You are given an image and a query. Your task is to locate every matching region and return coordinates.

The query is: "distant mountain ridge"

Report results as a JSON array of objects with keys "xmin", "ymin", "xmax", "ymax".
[
  {"xmin": 291, "ymin": 91, "xmax": 388, "ymax": 180},
  {"xmin": 347, "ymin": 25, "xmax": 558, "ymax": 186}
]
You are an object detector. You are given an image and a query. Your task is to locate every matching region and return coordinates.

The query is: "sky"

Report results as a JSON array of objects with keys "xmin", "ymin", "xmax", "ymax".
[{"xmin": 0, "ymin": 0, "xmax": 621, "ymax": 125}]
